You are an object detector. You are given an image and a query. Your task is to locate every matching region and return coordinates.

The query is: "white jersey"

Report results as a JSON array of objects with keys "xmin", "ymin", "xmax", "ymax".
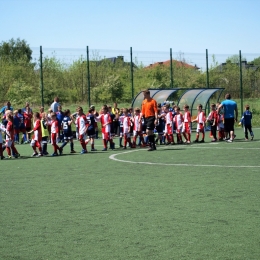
[
  {"xmin": 0, "ymin": 123, "xmax": 6, "ymax": 143},
  {"xmin": 165, "ymin": 111, "xmax": 173, "ymax": 125},
  {"xmin": 77, "ymin": 115, "xmax": 87, "ymax": 135},
  {"xmin": 133, "ymin": 115, "xmax": 141, "ymax": 131},
  {"xmin": 96, "ymin": 113, "xmax": 111, "ymax": 134},
  {"xmin": 122, "ymin": 116, "xmax": 131, "ymax": 134}
]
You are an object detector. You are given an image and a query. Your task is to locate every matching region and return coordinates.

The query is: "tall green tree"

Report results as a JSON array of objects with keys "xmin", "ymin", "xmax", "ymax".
[{"xmin": 0, "ymin": 38, "xmax": 32, "ymax": 62}]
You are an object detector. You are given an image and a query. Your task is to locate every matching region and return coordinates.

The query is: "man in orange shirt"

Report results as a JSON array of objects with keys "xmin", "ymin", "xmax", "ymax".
[{"xmin": 141, "ymin": 89, "xmax": 158, "ymax": 151}]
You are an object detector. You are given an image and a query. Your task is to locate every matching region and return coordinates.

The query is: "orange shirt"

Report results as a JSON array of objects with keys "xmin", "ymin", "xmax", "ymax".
[{"xmin": 141, "ymin": 98, "xmax": 158, "ymax": 118}]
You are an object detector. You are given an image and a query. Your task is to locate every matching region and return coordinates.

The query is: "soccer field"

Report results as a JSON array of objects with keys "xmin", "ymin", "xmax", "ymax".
[{"xmin": 1, "ymin": 128, "xmax": 260, "ymax": 260}]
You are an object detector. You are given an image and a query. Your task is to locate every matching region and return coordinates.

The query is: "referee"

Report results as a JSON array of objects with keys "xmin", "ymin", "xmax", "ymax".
[{"xmin": 140, "ymin": 89, "xmax": 158, "ymax": 151}]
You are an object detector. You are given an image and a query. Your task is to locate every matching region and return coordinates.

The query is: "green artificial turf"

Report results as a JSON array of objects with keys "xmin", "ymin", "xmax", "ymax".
[{"xmin": 1, "ymin": 128, "xmax": 260, "ymax": 259}]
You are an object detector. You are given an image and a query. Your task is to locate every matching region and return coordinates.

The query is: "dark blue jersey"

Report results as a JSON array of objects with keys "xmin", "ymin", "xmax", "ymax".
[
  {"xmin": 18, "ymin": 113, "xmax": 25, "ymax": 127},
  {"xmin": 13, "ymin": 116, "xmax": 20, "ymax": 129},
  {"xmin": 56, "ymin": 111, "xmax": 64, "ymax": 126},
  {"xmin": 86, "ymin": 113, "xmax": 95, "ymax": 130},
  {"xmin": 62, "ymin": 116, "xmax": 72, "ymax": 134},
  {"xmin": 243, "ymin": 110, "xmax": 252, "ymax": 125}
]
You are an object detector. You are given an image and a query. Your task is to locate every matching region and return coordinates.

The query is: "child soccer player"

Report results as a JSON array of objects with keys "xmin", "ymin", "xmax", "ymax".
[
  {"xmin": 40, "ymin": 112, "xmax": 49, "ymax": 155},
  {"xmin": 28, "ymin": 112, "xmax": 43, "ymax": 157},
  {"xmin": 121, "ymin": 108, "xmax": 133, "ymax": 149},
  {"xmin": 5, "ymin": 113, "xmax": 20, "ymax": 158},
  {"xmin": 95, "ymin": 106, "xmax": 115, "ymax": 151},
  {"xmin": 207, "ymin": 103, "xmax": 218, "ymax": 142},
  {"xmin": 13, "ymin": 110, "xmax": 21, "ymax": 144},
  {"xmin": 174, "ymin": 106, "xmax": 184, "ymax": 144},
  {"xmin": 0, "ymin": 122, "xmax": 8, "ymax": 159},
  {"xmin": 240, "ymin": 104, "xmax": 254, "ymax": 141},
  {"xmin": 132, "ymin": 107, "xmax": 144, "ymax": 148},
  {"xmin": 17, "ymin": 109, "xmax": 27, "ymax": 144},
  {"xmin": 24, "ymin": 106, "xmax": 33, "ymax": 143},
  {"xmin": 164, "ymin": 104, "xmax": 175, "ymax": 145},
  {"xmin": 50, "ymin": 113, "xmax": 62, "ymax": 156},
  {"xmin": 182, "ymin": 104, "xmax": 191, "ymax": 143},
  {"xmin": 60, "ymin": 109, "xmax": 76, "ymax": 153},
  {"xmin": 76, "ymin": 107, "xmax": 88, "ymax": 154},
  {"xmin": 56, "ymin": 105, "xmax": 64, "ymax": 142},
  {"xmin": 86, "ymin": 108, "xmax": 97, "ymax": 151},
  {"xmin": 192, "ymin": 104, "xmax": 206, "ymax": 143}
]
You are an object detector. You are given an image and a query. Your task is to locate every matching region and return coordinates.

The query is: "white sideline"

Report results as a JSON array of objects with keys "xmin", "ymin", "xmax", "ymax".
[{"xmin": 109, "ymin": 147, "xmax": 260, "ymax": 168}]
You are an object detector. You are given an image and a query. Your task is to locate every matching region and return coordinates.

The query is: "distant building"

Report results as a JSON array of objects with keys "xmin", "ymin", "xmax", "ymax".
[
  {"xmin": 216, "ymin": 60, "xmax": 260, "ymax": 72},
  {"xmin": 98, "ymin": 56, "xmax": 137, "ymax": 68},
  {"xmin": 145, "ymin": 59, "xmax": 200, "ymax": 70}
]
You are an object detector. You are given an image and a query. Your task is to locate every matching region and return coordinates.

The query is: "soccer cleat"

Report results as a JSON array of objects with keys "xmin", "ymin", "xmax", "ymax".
[
  {"xmin": 51, "ymin": 153, "xmax": 59, "ymax": 156},
  {"xmin": 147, "ymin": 147, "xmax": 156, "ymax": 151},
  {"xmin": 59, "ymin": 148, "xmax": 63, "ymax": 155},
  {"xmin": 193, "ymin": 139, "xmax": 199, "ymax": 143},
  {"xmin": 36, "ymin": 153, "xmax": 43, "ymax": 157},
  {"xmin": 91, "ymin": 148, "xmax": 97, "ymax": 151},
  {"xmin": 5, "ymin": 155, "xmax": 12, "ymax": 159},
  {"xmin": 102, "ymin": 148, "xmax": 107, "ymax": 151},
  {"xmin": 31, "ymin": 152, "xmax": 38, "ymax": 157},
  {"xmin": 43, "ymin": 152, "xmax": 49, "ymax": 156},
  {"xmin": 70, "ymin": 150, "xmax": 77, "ymax": 153},
  {"xmin": 251, "ymin": 135, "xmax": 254, "ymax": 141},
  {"xmin": 199, "ymin": 140, "xmax": 205, "ymax": 143},
  {"xmin": 80, "ymin": 150, "xmax": 87, "ymax": 154},
  {"xmin": 123, "ymin": 146, "xmax": 126, "ymax": 149},
  {"xmin": 1, "ymin": 156, "xmax": 5, "ymax": 160},
  {"xmin": 211, "ymin": 139, "xmax": 217, "ymax": 142},
  {"xmin": 227, "ymin": 139, "xmax": 233, "ymax": 143},
  {"xmin": 245, "ymin": 138, "xmax": 248, "ymax": 141}
]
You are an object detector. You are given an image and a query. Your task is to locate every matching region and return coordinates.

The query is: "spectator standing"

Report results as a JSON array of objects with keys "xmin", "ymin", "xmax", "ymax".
[
  {"xmin": 51, "ymin": 97, "xmax": 60, "ymax": 113},
  {"xmin": 0, "ymin": 101, "xmax": 13, "ymax": 115},
  {"xmin": 217, "ymin": 93, "xmax": 238, "ymax": 143}
]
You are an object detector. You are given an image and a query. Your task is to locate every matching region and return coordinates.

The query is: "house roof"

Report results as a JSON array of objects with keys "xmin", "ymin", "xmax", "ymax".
[{"xmin": 145, "ymin": 59, "xmax": 200, "ymax": 70}]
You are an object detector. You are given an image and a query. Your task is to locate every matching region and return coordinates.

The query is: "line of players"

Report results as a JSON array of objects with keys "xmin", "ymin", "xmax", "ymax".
[{"xmin": 0, "ymin": 102, "xmax": 225, "ymax": 159}]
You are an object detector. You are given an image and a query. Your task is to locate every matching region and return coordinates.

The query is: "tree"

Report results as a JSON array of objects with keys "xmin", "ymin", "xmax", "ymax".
[
  {"xmin": 226, "ymin": 55, "xmax": 246, "ymax": 63},
  {"xmin": 0, "ymin": 38, "xmax": 32, "ymax": 62},
  {"xmin": 249, "ymin": 57, "xmax": 260, "ymax": 65}
]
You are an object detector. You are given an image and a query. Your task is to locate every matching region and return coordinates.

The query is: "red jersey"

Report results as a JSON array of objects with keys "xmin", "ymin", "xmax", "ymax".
[
  {"xmin": 32, "ymin": 119, "xmax": 42, "ymax": 141},
  {"xmin": 24, "ymin": 111, "xmax": 32, "ymax": 128},
  {"xmin": 6, "ymin": 121, "xmax": 14, "ymax": 140},
  {"xmin": 51, "ymin": 120, "xmax": 59, "ymax": 134}
]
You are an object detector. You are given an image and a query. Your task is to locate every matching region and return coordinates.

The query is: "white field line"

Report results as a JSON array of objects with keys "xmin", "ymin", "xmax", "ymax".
[{"xmin": 109, "ymin": 147, "xmax": 260, "ymax": 168}]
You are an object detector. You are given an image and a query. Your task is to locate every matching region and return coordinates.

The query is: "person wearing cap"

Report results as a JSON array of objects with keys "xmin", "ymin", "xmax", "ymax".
[{"xmin": 140, "ymin": 89, "xmax": 158, "ymax": 151}]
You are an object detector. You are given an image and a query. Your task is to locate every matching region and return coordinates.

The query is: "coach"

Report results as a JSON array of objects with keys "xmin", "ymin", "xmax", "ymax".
[
  {"xmin": 141, "ymin": 89, "xmax": 158, "ymax": 151},
  {"xmin": 218, "ymin": 93, "xmax": 238, "ymax": 143}
]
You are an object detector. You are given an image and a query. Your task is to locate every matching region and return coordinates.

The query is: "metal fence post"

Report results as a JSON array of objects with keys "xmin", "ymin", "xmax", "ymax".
[
  {"xmin": 239, "ymin": 50, "xmax": 243, "ymax": 116},
  {"xmin": 40, "ymin": 46, "xmax": 44, "ymax": 107},
  {"xmin": 130, "ymin": 47, "xmax": 134, "ymax": 101},
  {"xmin": 170, "ymin": 48, "xmax": 173, "ymax": 88},
  {"xmin": 86, "ymin": 46, "xmax": 91, "ymax": 107}
]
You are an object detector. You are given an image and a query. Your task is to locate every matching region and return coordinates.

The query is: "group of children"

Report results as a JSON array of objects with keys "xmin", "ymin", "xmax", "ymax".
[{"xmin": 0, "ymin": 101, "xmax": 255, "ymax": 159}]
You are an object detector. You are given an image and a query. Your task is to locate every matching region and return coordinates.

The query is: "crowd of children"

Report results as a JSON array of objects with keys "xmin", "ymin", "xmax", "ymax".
[{"xmin": 0, "ymin": 101, "xmax": 255, "ymax": 159}]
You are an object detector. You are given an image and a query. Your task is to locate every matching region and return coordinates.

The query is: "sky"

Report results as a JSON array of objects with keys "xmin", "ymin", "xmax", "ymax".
[{"xmin": 1, "ymin": 0, "xmax": 260, "ymax": 68}]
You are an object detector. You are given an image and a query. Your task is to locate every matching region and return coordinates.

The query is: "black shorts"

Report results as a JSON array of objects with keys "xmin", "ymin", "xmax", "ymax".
[
  {"xmin": 87, "ymin": 128, "xmax": 95, "ymax": 138},
  {"xmin": 145, "ymin": 116, "xmax": 155, "ymax": 130},
  {"xmin": 224, "ymin": 118, "xmax": 235, "ymax": 132},
  {"xmin": 64, "ymin": 132, "xmax": 73, "ymax": 140}
]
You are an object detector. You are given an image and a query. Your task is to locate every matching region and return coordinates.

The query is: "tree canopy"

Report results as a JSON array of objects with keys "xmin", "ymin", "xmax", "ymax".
[{"xmin": 0, "ymin": 38, "xmax": 32, "ymax": 62}]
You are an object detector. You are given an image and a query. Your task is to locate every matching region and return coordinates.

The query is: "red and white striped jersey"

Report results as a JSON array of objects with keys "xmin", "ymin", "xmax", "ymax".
[
  {"xmin": 32, "ymin": 119, "xmax": 42, "ymax": 141},
  {"xmin": 77, "ymin": 115, "xmax": 88, "ymax": 135},
  {"xmin": 184, "ymin": 111, "xmax": 191, "ymax": 123},
  {"xmin": 96, "ymin": 113, "xmax": 112, "ymax": 134},
  {"xmin": 195, "ymin": 111, "xmax": 206, "ymax": 124},
  {"xmin": 165, "ymin": 111, "xmax": 173, "ymax": 125},
  {"xmin": 51, "ymin": 120, "xmax": 59, "ymax": 134},
  {"xmin": 122, "ymin": 116, "xmax": 131, "ymax": 133},
  {"xmin": 174, "ymin": 113, "xmax": 184, "ymax": 130},
  {"xmin": 133, "ymin": 115, "xmax": 141, "ymax": 131}
]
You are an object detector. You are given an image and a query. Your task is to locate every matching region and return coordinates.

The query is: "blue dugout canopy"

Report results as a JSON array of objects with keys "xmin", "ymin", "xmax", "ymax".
[{"xmin": 131, "ymin": 88, "xmax": 224, "ymax": 116}]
